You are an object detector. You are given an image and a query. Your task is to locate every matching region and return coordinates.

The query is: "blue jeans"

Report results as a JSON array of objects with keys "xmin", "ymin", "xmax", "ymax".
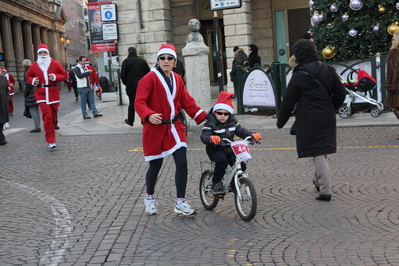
[{"xmin": 78, "ymin": 87, "xmax": 98, "ymax": 116}]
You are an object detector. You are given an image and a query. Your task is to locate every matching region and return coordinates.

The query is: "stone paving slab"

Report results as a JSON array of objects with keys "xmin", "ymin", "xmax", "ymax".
[{"xmin": 1, "ymin": 89, "xmax": 399, "ymax": 265}]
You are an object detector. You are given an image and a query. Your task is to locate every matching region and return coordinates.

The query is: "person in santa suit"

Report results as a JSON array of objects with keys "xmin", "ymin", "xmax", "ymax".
[
  {"xmin": 26, "ymin": 44, "xmax": 67, "ymax": 149},
  {"xmin": 1, "ymin": 67, "xmax": 15, "ymax": 115},
  {"xmin": 85, "ymin": 59, "xmax": 100, "ymax": 109},
  {"xmin": 135, "ymin": 44, "xmax": 207, "ymax": 216}
]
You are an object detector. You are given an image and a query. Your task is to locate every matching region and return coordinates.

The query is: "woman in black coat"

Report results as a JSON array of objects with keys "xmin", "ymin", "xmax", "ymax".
[
  {"xmin": 0, "ymin": 74, "xmax": 9, "ymax": 145},
  {"xmin": 276, "ymin": 40, "xmax": 346, "ymax": 201},
  {"xmin": 246, "ymin": 44, "xmax": 261, "ymax": 67}
]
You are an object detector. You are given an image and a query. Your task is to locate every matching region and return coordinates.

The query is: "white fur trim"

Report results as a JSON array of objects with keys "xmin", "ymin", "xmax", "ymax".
[
  {"xmin": 37, "ymin": 48, "xmax": 49, "ymax": 54},
  {"xmin": 157, "ymin": 48, "xmax": 177, "ymax": 60},
  {"xmin": 213, "ymin": 103, "xmax": 233, "ymax": 114}
]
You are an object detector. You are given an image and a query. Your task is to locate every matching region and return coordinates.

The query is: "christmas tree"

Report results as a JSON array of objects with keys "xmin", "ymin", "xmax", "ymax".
[{"xmin": 309, "ymin": 0, "xmax": 399, "ymax": 61}]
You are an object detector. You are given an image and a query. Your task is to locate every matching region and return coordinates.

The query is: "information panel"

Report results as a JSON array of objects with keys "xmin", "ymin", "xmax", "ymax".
[{"xmin": 209, "ymin": 0, "xmax": 242, "ymax": 11}]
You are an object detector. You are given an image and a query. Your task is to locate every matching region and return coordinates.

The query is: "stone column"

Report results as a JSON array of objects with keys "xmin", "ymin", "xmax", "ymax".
[
  {"xmin": 32, "ymin": 24, "xmax": 42, "ymax": 52},
  {"xmin": 223, "ymin": 0, "xmax": 253, "ymax": 93},
  {"xmin": 48, "ymin": 30, "xmax": 63, "ymax": 64},
  {"xmin": 182, "ymin": 19, "xmax": 212, "ymax": 128},
  {"xmin": 40, "ymin": 27, "xmax": 49, "ymax": 46},
  {"xmin": 11, "ymin": 17, "xmax": 25, "ymax": 92},
  {"xmin": 0, "ymin": 13, "xmax": 16, "ymax": 73},
  {"xmin": 22, "ymin": 20, "xmax": 34, "ymax": 62}
]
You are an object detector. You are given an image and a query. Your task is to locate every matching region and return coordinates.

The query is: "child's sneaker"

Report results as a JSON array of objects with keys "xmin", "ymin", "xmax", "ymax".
[
  {"xmin": 144, "ymin": 198, "xmax": 157, "ymax": 215},
  {"xmin": 174, "ymin": 200, "xmax": 196, "ymax": 216}
]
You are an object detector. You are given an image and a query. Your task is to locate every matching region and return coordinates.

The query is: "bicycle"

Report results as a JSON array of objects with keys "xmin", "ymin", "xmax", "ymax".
[{"xmin": 199, "ymin": 136, "xmax": 259, "ymax": 221}]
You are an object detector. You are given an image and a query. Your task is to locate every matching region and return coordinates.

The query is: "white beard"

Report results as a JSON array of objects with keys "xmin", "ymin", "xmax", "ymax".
[{"xmin": 37, "ymin": 55, "xmax": 51, "ymax": 72}]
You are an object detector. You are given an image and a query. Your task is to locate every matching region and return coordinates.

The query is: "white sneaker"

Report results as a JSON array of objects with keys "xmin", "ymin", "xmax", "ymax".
[
  {"xmin": 144, "ymin": 198, "xmax": 157, "ymax": 215},
  {"xmin": 48, "ymin": 143, "xmax": 57, "ymax": 149},
  {"xmin": 174, "ymin": 200, "xmax": 196, "ymax": 216},
  {"xmin": 3, "ymin": 122, "xmax": 10, "ymax": 129}
]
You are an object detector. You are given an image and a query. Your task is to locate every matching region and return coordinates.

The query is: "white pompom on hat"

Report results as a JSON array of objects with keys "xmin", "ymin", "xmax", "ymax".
[
  {"xmin": 37, "ymin": 44, "xmax": 50, "ymax": 54},
  {"xmin": 1, "ymin": 67, "xmax": 7, "ymax": 72},
  {"xmin": 213, "ymin": 91, "xmax": 235, "ymax": 114},
  {"xmin": 157, "ymin": 44, "xmax": 177, "ymax": 60}
]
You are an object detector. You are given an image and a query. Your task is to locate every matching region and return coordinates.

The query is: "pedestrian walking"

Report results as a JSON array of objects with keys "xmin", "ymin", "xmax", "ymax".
[
  {"xmin": 276, "ymin": 39, "xmax": 346, "ymax": 201},
  {"xmin": 245, "ymin": 44, "xmax": 261, "ymax": 67},
  {"xmin": 135, "ymin": 44, "xmax": 207, "ymax": 216},
  {"xmin": 1, "ymin": 67, "xmax": 15, "ymax": 115},
  {"xmin": 25, "ymin": 44, "xmax": 67, "ymax": 149},
  {"xmin": 74, "ymin": 56, "xmax": 103, "ymax": 119},
  {"xmin": 384, "ymin": 31, "xmax": 399, "ymax": 126},
  {"xmin": 0, "ymin": 74, "xmax": 9, "ymax": 145},
  {"xmin": 22, "ymin": 59, "xmax": 41, "ymax": 133},
  {"xmin": 120, "ymin": 46, "xmax": 150, "ymax": 126}
]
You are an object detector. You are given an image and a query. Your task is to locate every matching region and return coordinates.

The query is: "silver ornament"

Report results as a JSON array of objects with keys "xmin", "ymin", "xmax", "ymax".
[
  {"xmin": 396, "ymin": 2, "xmax": 399, "ymax": 10},
  {"xmin": 350, "ymin": 0, "xmax": 363, "ymax": 11},
  {"xmin": 349, "ymin": 29, "xmax": 358, "ymax": 36},
  {"xmin": 373, "ymin": 25, "xmax": 380, "ymax": 32},
  {"xmin": 330, "ymin": 4, "xmax": 338, "ymax": 12},
  {"xmin": 342, "ymin": 14, "xmax": 349, "ymax": 21},
  {"xmin": 309, "ymin": 0, "xmax": 314, "ymax": 7}
]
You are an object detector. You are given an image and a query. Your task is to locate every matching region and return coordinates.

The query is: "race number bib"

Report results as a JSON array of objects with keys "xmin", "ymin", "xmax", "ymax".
[{"xmin": 231, "ymin": 141, "xmax": 252, "ymax": 162}]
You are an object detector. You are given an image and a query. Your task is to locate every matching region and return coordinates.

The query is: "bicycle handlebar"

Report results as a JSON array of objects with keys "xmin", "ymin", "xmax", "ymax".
[{"xmin": 221, "ymin": 136, "xmax": 259, "ymax": 146}]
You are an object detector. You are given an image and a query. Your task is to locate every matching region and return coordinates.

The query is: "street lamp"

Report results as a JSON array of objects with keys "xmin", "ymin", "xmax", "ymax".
[{"xmin": 65, "ymin": 37, "xmax": 71, "ymax": 47}]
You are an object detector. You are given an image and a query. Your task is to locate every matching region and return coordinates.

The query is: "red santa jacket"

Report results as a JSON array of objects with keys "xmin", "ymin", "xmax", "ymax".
[
  {"xmin": 135, "ymin": 69, "xmax": 207, "ymax": 161},
  {"xmin": 86, "ymin": 65, "xmax": 99, "ymax": 86},
  {"xmin": 26, "ymin": 59, "xmax": 67, "ymax": 104},
  {"xmin": 4, "ymin": 73, "xmax": 15, "ymax": 95}
]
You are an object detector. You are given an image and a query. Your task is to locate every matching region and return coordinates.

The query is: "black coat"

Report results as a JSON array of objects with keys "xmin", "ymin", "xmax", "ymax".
[
  {"xmin": 276, "ymin": 60, "xmax": 346, "ymax": 158},
  {"xmin": 120, "ymin": 52, "xmax": 150, "ymax": 94},
  {"xmin": 0, "ymin": 75, "xmax": 9, "ymax": 124},
  {"xmin": 24, "ymin": 69, "xmax": 38, "ymax": 107}
]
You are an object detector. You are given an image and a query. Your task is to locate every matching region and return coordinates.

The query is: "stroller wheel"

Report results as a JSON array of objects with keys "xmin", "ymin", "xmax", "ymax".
[
  {"xmin": 370, "ymin": 107, "xmax": 382, "ymax": 118},
  {"xmin": 338, "ymin": 106, "xmax": 353, "ymax": 119}
]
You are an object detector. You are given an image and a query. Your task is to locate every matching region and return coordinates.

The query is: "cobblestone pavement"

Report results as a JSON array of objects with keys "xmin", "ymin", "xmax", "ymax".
[{"xmin": 1, "ymin": 89, "xmax": 399, "ymax": 265}]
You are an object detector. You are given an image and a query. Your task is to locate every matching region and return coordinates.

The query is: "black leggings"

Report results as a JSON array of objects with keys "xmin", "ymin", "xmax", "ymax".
[{"xmin": 146, "ymin": 147, "xmax": 188, "ymax": 198}]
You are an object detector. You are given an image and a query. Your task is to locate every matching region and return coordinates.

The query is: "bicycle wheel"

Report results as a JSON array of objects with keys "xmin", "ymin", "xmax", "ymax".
[
  {"xmin": 234, "ymin": 177, "xmax": 257, "ymax": 221},
  {"xmin": 199, "ymin": 170, "xmax": 219, "ymax": 210}
]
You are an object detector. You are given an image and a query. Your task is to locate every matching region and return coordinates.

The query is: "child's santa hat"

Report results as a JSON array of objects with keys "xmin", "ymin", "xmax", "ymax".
[
  {"xmin": 85, "ymin": 59, "xmax": 90, "ymax": 66},
  {"xmin": 213, "ymin": 91, "xmax": 234, "ymax": 114},
  {"xmin": 1, "ymin": 67, "xmax": 7, "ymax": 73},
  {"xmin": 37, "ymin": 44, "xmax": 50, "ymax": 54},
  {"xmin": 157, "ymin": 44, "xmax": 177, "ymax": 60}
]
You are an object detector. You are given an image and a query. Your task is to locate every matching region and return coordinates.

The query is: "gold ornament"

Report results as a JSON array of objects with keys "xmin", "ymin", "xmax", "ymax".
[
  {"xmin": 322, "ymin": 46, "xmax": 335, "ymax": 59},
  {"xmin": 388, "ymin": 22, "xmax": 399, "ymax": 35},
  {"xmin": 376, "ymin": 53, "xmax": 382, "ymax": 57},
  {"xmin": 378, "ymin": 4, "xmax": 385, "ymax": 13},
  {"xmin": 327, "ymin": 23, "xmax": 333, "ymax": 28}
]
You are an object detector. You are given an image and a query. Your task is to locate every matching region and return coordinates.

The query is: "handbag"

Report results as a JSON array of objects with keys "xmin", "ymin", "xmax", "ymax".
[{"xmin": 23, "ymin": 107, "xmax": 32, "ymax": 118}]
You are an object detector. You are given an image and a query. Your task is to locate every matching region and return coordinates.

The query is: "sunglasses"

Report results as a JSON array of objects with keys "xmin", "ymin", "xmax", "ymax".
[
  {"xmin": 159, "ymin": 56, "xmax": 175, "ymax": 61},
  {"xmin": 216, "ymin": 112, "xmax": 230, "ymax": 116}
]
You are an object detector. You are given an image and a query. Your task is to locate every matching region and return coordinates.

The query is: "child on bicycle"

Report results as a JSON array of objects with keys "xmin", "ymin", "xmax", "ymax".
[{"xmin": 200, "ymin": 91, "xmax": 261, "ymax": 195}]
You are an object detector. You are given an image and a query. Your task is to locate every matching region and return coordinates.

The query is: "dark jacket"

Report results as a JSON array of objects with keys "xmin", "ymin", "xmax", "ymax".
[
  {"xmin": 0, "ymin": 75, "xmax": 9, "ymax": 124},
  {"xmin": 24, "ymin": 68, "xmax": 38, "ymax": 108},
  {"xmin": 230, "ymin": 48, "xmax": 248, "ymax": 82},
  {"xmin": 384, "ymin": 48, "xmax": 399, "ymax": 108},
  {"xmin": 201, "ymin": 112, "xmax": 254, "ymax": 155},
  {"xmin": 69, "ymin": 69, "xmax": 77, "ymax": 89},
  {"xmin": 120, "ymin": 52, "xmax": 150, "ymax": 94},
  {"xmin": 247, "ymin": 45, "xmax": 261, "ymax": 68},
  {"xmin": 276, "ymin": 60, "xmax": 346, "ymax": 158}
]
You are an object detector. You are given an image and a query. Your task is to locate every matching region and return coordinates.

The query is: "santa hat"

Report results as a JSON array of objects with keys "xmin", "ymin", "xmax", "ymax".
[
  {"xmin": 85, "ymin": 60, "xmax": 90, "ymax": 66},
  {"xmin": 37, "ymin": 44, "xmax": 50, "ymax": 54},
  {"xmin": 1, "ymin": 67, "xmax": 7, "ymax": 73},
  {"xmin": 157, "ymin": 44, "xmax": 177, "ymax": 60},
  {"xmin": 213, "ymin": 91, "xmax": 234, "ymax": 114}
]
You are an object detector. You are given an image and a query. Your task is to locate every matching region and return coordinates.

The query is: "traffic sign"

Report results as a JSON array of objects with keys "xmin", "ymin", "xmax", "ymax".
[
  {"xmin": 209, "ymin": 0, "xmax": 242, "ymax": 11},
  {"xmin": 102, "ymin": 23, "xmax": 118, "ymax": 40},
  {"xmin": 101, "ymin": 4, "xmax": 117, "ymax": 21}
]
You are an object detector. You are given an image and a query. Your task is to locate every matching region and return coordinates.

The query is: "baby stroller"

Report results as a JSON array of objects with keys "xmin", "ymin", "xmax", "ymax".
[{"xmin": 338, "ymin": 69, "xmax": 384, "ymax": 119}]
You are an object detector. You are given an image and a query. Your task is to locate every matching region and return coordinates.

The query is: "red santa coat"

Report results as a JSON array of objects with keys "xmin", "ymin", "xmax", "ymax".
[
  {"xmin": 135, "ymin": 69, "xmax": 207, "ymax": 161},
  {"xmin": 86, "ymin": 65, "xmax": 99, "ymax": 86},
  {"xmin": 26, "ymin": 59, "xmax": 67, "ymax": 104},
  {"xmin": 4, "ymin": 73, "xmax": 15, "ymax": 95}
]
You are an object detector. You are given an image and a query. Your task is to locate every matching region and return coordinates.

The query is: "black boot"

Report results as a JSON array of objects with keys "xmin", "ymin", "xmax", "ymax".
[{"xmin": 315, "ymin": 194, "xmax": 331, "ymax": 201}]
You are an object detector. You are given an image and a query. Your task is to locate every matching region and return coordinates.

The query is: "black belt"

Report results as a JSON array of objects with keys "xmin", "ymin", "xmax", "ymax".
[
  {"xmin": 38, "ymin": 84, "xmax": 57, "ymax": 87},
  {"xmin": 160, "ymin": 116, "xmax": 180, "ymax": 125}
]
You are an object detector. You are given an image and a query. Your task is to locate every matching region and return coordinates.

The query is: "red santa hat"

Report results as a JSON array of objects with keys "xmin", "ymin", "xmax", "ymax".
[
  {"xmin": 37, "ymin": 44, "xmax": 50, "ymax": 54},
  {"xmin": 1, "ymin": 67, "xmax": 7, "ymax": 73},
  {"xmin": 213, "ymin": 91, "xmax": 234, "ymax": 114},
  {"xmin": 157, "ymin": 44, "xmax": 177, "ymax": 60},
  {"xmin": 85, "ymin": 59, "xmax": 90, "ymax": 66}
]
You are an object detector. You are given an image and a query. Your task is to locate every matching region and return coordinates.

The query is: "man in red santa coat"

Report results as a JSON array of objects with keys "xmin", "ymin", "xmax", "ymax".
[
  {"xmin": 26, "ymin": 44, "xmax": 67, "ymax": 149},
  {"xmin": 1, "ymin": 67, "xmax": 15, "ymax": 115},
  {"xmin": 135, "ymin": 44, "xmax": 207, "ymax": 216}
]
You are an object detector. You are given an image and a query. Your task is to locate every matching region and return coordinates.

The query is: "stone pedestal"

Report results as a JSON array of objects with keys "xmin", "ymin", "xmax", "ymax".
[{"xmin": 182, "ymin": 19, "xmax": 212, "ymax": 129}]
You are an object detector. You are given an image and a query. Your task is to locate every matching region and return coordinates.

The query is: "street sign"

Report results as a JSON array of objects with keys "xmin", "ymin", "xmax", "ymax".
[
  {"xmin": 102, "ymin": 23, "xmax": 118, "ymax": 40},
  {"xmin": 101, "ymin": 3, "xmax": 117, "ymax": 21},
  {"xmin": 209, "ymin": 0, "xmax": 242, "ymax": 11}
]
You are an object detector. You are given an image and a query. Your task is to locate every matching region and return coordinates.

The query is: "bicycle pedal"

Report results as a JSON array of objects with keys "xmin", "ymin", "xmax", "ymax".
[{"xmin": 215, "ymin": 194, "xmax": 225, "ymax": 198}]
